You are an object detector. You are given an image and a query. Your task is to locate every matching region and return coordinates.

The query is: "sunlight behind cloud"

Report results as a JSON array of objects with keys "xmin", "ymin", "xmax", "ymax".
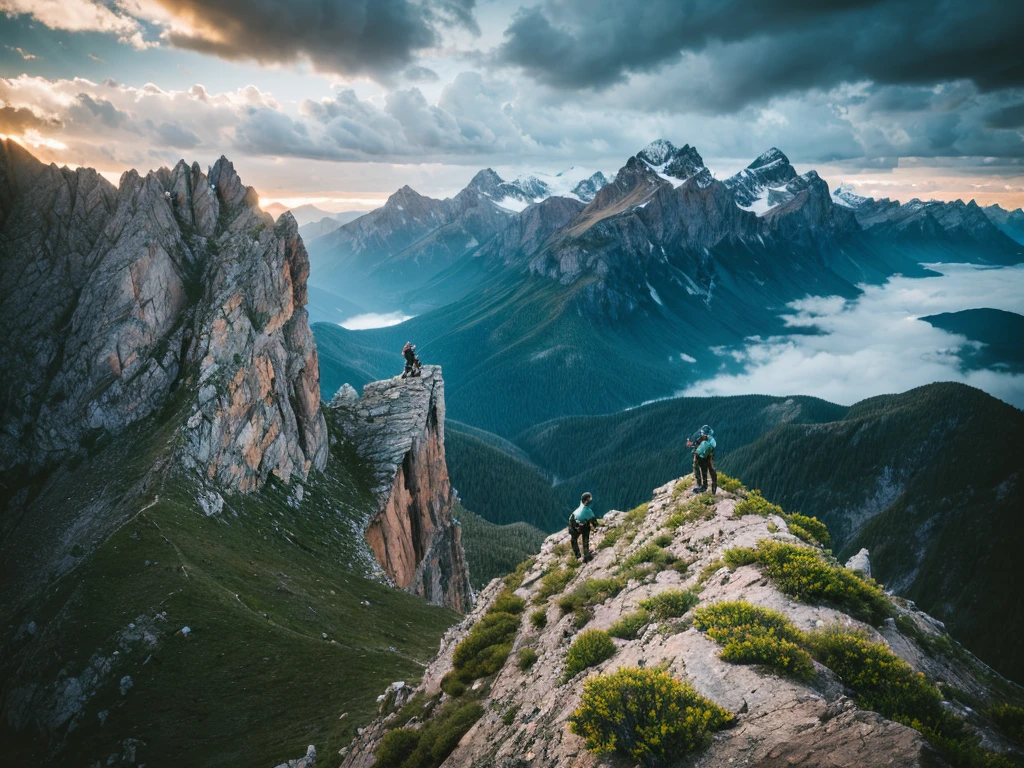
[{"xmin": 340, "ymin": 311, "xmax": 414, "ymax": 330}]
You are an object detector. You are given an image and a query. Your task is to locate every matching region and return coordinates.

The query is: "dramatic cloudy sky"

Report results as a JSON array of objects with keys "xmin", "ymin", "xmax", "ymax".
[{"xmin": 1, "ymin": 0, "xmax": 1023, "ymax": 211}]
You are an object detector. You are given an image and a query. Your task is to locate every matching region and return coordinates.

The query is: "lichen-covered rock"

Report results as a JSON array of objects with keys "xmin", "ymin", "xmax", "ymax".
[
  {"xmin": 0, "ymin": 140, "xmax": 327, "ymax": 490},
  {"xmin": 329, "ymin": 366, "xmax": 473, "ymax": 612}
]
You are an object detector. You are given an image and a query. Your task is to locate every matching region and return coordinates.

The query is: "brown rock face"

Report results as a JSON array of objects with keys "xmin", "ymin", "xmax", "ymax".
[
  {"xmin": 0, "ymin": 139, "xmax": 327, "ymax": 491},
  {"xmin": 329, "ymin": 367, "xmax": 472, "ymax": 612}
]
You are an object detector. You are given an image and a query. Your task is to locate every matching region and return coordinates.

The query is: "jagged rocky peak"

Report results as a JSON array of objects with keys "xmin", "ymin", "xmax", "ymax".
[
  {"xmin": 569, "ymin": 171, "xmax": 608, "ymax": 202},
  {"xmin": 832, "ymin": 183, "xmax": 869, "ymax": 208},
  {"xmin": 0, "ymin": 140, "xmax": 327, "ymax": 491},
  {"xmin": 637, "ymin": 138, "xmax": 713, "ymax": 187},
  {"xmin": 464, "ymin": 167, "xmax": 505, "ymax": 197},
  {"xmin": 328, "ymin": 366, "xmax": 473, "ymax": 613},
  {"xmin": 725, "ymin": 147, "xmax": 802, "ymax": 210}
]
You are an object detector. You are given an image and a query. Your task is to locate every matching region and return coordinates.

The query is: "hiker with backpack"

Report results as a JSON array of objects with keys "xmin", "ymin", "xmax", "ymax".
[
  {"xmin": 401, "ymin": 342, "xmax": 422, "ymax": 378},
  {"xmin": 687, "ymin": 425, "xmax": 717, "ymax": 494},
  {"xmin": 568, "ymin": 492, "xmax": 600, "ymax": 562}
]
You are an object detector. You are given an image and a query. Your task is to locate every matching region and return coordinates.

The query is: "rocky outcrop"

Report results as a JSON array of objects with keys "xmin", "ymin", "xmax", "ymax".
[
  {"xmin": 329, "ymin": 366, "xmax": 472, "ymax": 612},
  {"xmin": 341, "ymin": 477, "xmax": 1017, "ymax": 768},
  {"xmin": 0, "ymin": 139, "xmax": 327, "ymax": 490}
]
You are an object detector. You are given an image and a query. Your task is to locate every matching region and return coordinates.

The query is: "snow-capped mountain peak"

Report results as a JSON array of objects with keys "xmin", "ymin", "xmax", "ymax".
[
  {"xmin": 636, "ymin": 139, "xmax": 714, "ymax": 189},
  {"xmin": 832, "ymin": 183, "xmax": 869, "ymax": 208}
]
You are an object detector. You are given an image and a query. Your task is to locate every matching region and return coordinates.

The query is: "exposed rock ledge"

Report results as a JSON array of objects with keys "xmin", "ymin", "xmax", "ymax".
[
  {"xmin": 329, "ymin": 366, "xmax": 473, "ymax": 613},
  {"xmin": 340, "ymin": 477, "xmax": 1015, "ymax": 768}
]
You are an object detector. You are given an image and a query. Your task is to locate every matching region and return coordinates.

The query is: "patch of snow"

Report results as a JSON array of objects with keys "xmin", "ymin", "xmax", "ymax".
[
  {"xmin": 740, "ymin": 194, "xmax": 773, "ymax": 216},
  {"xmin": 647, "ymin": 282, "xmax": 664, "ymax": 306},
  {"xmin": 465, "ymin": 237, "xmax": 478, "ymax": 248},
  {"xmin": 492, "ymin": 196, "xmax": 529, "ymax": 213}
]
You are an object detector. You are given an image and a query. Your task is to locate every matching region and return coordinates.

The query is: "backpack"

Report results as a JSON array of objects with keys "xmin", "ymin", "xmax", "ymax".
[{"xmin": 696, "ymin": 435, "xmax": 716, "ymax": 458}]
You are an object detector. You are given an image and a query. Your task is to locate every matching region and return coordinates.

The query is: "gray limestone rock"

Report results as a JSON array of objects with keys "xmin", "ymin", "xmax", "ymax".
[{"xmin": 845, "ymin": 547, "xmax": 872, "ymax": 577}]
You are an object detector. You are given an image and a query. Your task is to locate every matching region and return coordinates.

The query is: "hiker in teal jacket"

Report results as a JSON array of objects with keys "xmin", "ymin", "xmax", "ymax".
[
  {"xmin": 687, "ymin": 425, "xmax": 718, "ymax": 494},
  {"xmin": 568, "ymin": 492, "xmax": 599, "ymax": 562}
]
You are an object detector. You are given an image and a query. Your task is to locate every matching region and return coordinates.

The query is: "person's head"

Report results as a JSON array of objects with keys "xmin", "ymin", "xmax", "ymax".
[
  {"xmin": 700, "ymin": 424, "xmax": 711, "ymax": 436},
  {"xmin": 581, "ymin": 492, "xmax": 592, "ymax": 505}
]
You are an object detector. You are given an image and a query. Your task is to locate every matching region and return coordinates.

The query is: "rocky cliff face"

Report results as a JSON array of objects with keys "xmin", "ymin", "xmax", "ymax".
[
  {"xmin": 0, "ymin": 139, "xmax": 327, "ymax": 491},
  {"xmin": 340, "ymin": 476, "xmax": 1020, "ymax": 768},
  {"xmin": 329, "ymin": 366, "xmax": 473, "ymax": 613}
]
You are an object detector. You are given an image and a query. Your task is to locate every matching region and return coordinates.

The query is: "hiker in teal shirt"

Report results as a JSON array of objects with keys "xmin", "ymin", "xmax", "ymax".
[{"xmin": 568, "ymin": 492, "xmax": 599, "ymax": 562}]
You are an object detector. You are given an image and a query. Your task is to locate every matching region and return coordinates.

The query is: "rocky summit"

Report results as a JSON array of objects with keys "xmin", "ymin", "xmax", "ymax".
[
  {"xmin": 340, "ymin": 476, "xmax": 1020, "ymax": 768},
  {"xmin": 329, "ymin": 366, "xmax": 473, "ymax": 613},
  {"xmin": 0, "ymin": 138, "xmax": 327, "ymax": 491}
]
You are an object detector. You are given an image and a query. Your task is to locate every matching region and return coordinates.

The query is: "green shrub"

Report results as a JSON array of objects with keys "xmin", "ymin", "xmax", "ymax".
[
  {"xmin": 639, "ymin": 589, "xmax": 700, "ymax": 621},
  {"xmin": 620, "ymin": 544, "xmax": 677, "ymax": 572},
  {"xmin": 608, "ymin": 609, "xmax": 651, "ymax": 640},
  {"xmin": 717, "ymin": 473, "xmax": 744, "ymax": 493},
  {"xmin": 558, "ymin": 578, "xmax": 624, "ymax": 616},
  {"xmin": 989, "ymin": 703, "xmax": 1024, "ymax": 745},
  {"xmin": 529, "ymin": 609, "xmax": 547, "ymax": 629},
  {"xmin": 783, "ymin": 513, "xmax": 831, "ymax": 547},
  {"xmin": 671, "ymin": 477, "xmax": 695, "ymax": 500},
  {"xmin": 753, "ymin": 541, "xmax": 893, "ymax": 625},
  {"xmin": 534, "ymin": 565, "xmax": 576, "ymax": 604},
  {"xmin": 735, "ymin": 490, "xmax": 784, "ymax": 518},
  {"xmin": 722, "ymin": 546, "xmax": 757, "ymax": 569},
  {"xmin": 502, "ymin": 705, "xmax": 520, "ymax": 726},
  {"xmin": 570, "ymin": 667, "xmax": 733, "ymax": 766},
  {"xmin": 597, "ymin": 526, "xmax": 621, "ymax": 550},
  {"xmin": 518, "ymin": 647, "xmax": 538, "ymax": 671},
  {"xmin": 805, "ymin": 626, "xmax": 945, "ymax": 727},
  {"xmin": 653, "ymin": 533, "xmax": 674, "ymax": 547},
  {"xmin": 490, "ymin": 591, "xmax": 527, "ymax": 616},
  {"xmin": 693, "ymin": 601, "xmax": 814, "ymax": 679},
  {"xmin": 666, "ymin": 493, "xmax": 717, "ymax": 528},
  {"xmin": 503, "ymin": 557, "xmax": 536, "ymax": 591},
  {"xmin": 372, "ymin": 701, "xmax": 484, "ymax": 768},
  {"xmin": 563, "ymin": 629, "xmax": 617, "ymax": 680}
]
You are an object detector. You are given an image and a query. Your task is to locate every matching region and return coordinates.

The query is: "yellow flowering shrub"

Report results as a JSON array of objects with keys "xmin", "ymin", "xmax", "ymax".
[
  {"xmin": 734, "ymin": 489, "xmax": 784, "ymax": 517},
  {"xmin": 805, "ymin": 626, "xmax": 946, "ymax": 728},
  {"xmin": 570, "ymin": 667, "xmax": 733, "ymax": 766},
  {"xmin": 693, "ymin": 601, "xmax": 814, "ymax": 679},
  {"xmin": 753, "ymin": 540, "xmax": 893, "ymax": 625}
]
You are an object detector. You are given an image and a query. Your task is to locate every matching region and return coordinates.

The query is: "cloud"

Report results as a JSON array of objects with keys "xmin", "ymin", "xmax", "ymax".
[
  {"xmin": 5, "ymin": 45, "xmax": 36, "ymax": 60},
  {"xmin": 681, "ymin": 263, "xmax": 1024, "ymax": 409},
  {"xmin": 495, "ymin": 0, "xmax": 1024, "ymax": 109},
  {"xmin": 0, "ymin": 103, "xmax": 61, "ymax": 133},
  {"xmin": 986, "ymin": 103, "xmax": 1024, "ymax": 130},
  {"xmin": 0, "ymin": 0, "xmax": 153, "ymax": 49}
]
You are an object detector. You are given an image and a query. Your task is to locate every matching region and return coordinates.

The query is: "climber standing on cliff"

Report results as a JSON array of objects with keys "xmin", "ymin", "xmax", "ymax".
[
  {"xmin": 568, "ymin": 492, "xmax": 600, "ymax": 563},
  {"xmin": 401, "ymin": 342, "xmax": 422, "ymax": 378},
  {"xmin": 687, "ymin": 425, "xmax": 717, "ymax": 495}
]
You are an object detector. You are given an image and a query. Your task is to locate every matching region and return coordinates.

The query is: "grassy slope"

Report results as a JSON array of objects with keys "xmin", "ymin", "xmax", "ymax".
[
  {"xmin": 720, "ymin": 382, "xmax": 1024, "ymax": 682},
  {"xmin": 0, "ymin": 409, "xmax": 457, "ymax": 768},
  {"xmin": 455, "ymin": 505, "xmax": 545, "ymax": 591}
]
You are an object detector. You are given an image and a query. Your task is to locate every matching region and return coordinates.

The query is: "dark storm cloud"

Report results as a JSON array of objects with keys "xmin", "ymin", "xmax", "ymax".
[
  {"xmin": 496, "ymin": 0, "xmax": 1024, "ymax": 109},
  {"xmin": 986, "ymin": 103, "xmax": 1024, "ymax": 130},
  {"xmin": 156, "ymin": 0, "xmax": 477, "ymax": 78}
]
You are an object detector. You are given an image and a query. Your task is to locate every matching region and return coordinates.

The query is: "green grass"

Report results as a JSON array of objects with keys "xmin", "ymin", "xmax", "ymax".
[
  {"xmin": 734, "ymin": 489, "xmax": 785, "ymax": 518},
  {"xmin": 529, "ymin": 609, "xmax": 548, "ymax": 629},
  {"xmin": 558, "ymin": 578, "xmax": 625, "ymax": 620},
  {"xmin": 517, "ymin": 647, "xmax": 538, "ymax": 671},
  {"xmin": 666, "ymin": 493, "xmax": 717, "ymax": 528},
  {"xmin": 372, "ymin": 699, "xmax": 484, "ymax": 768},
  {"xmin": 0, "ymin": 408, "xmax": 458, "ymax": 768},
  {"xmin": 456, "ymin": 506, "xmax": 545, "ymax": 590},
  {"xmin": 443, "ymin": 584, "xmax": 526, "ymax": 694},
  {"xmin": 533, "ymin": 565, "xmax": 577, "ymax": 604}
]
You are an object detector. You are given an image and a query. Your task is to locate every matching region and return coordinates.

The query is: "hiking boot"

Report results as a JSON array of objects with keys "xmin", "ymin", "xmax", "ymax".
[{"xmin": 583, "ymin": 554, "xmax": 594, "ymax": 563}]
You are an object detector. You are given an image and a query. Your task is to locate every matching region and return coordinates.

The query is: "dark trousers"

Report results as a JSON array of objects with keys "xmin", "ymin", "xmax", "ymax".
[
  {"xmin": 570, "ymin": 520, "xmax": 591, "ymax": 559},
  {"xmin": 693, "ymin": 453, "xmax": 717, "ymax": 491}
]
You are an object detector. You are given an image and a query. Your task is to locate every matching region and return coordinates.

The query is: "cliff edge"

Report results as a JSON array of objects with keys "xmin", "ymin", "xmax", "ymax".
[{"xmin": 329, "ymin": 366, "xmax": 473, "ymax": 613}]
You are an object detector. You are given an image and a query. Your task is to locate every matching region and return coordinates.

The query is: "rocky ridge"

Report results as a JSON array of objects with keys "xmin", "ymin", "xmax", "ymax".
[
  {"xmin": 340, "ymin": 476, "xmax": 1020, "ymax": 768},
  {"xmin": 328, "ymin": 366, "xmax": 473, "ymax": 613},
  {"xmin": 0, "ymin": 138, "xmax": 327, "ymax": 490}
]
